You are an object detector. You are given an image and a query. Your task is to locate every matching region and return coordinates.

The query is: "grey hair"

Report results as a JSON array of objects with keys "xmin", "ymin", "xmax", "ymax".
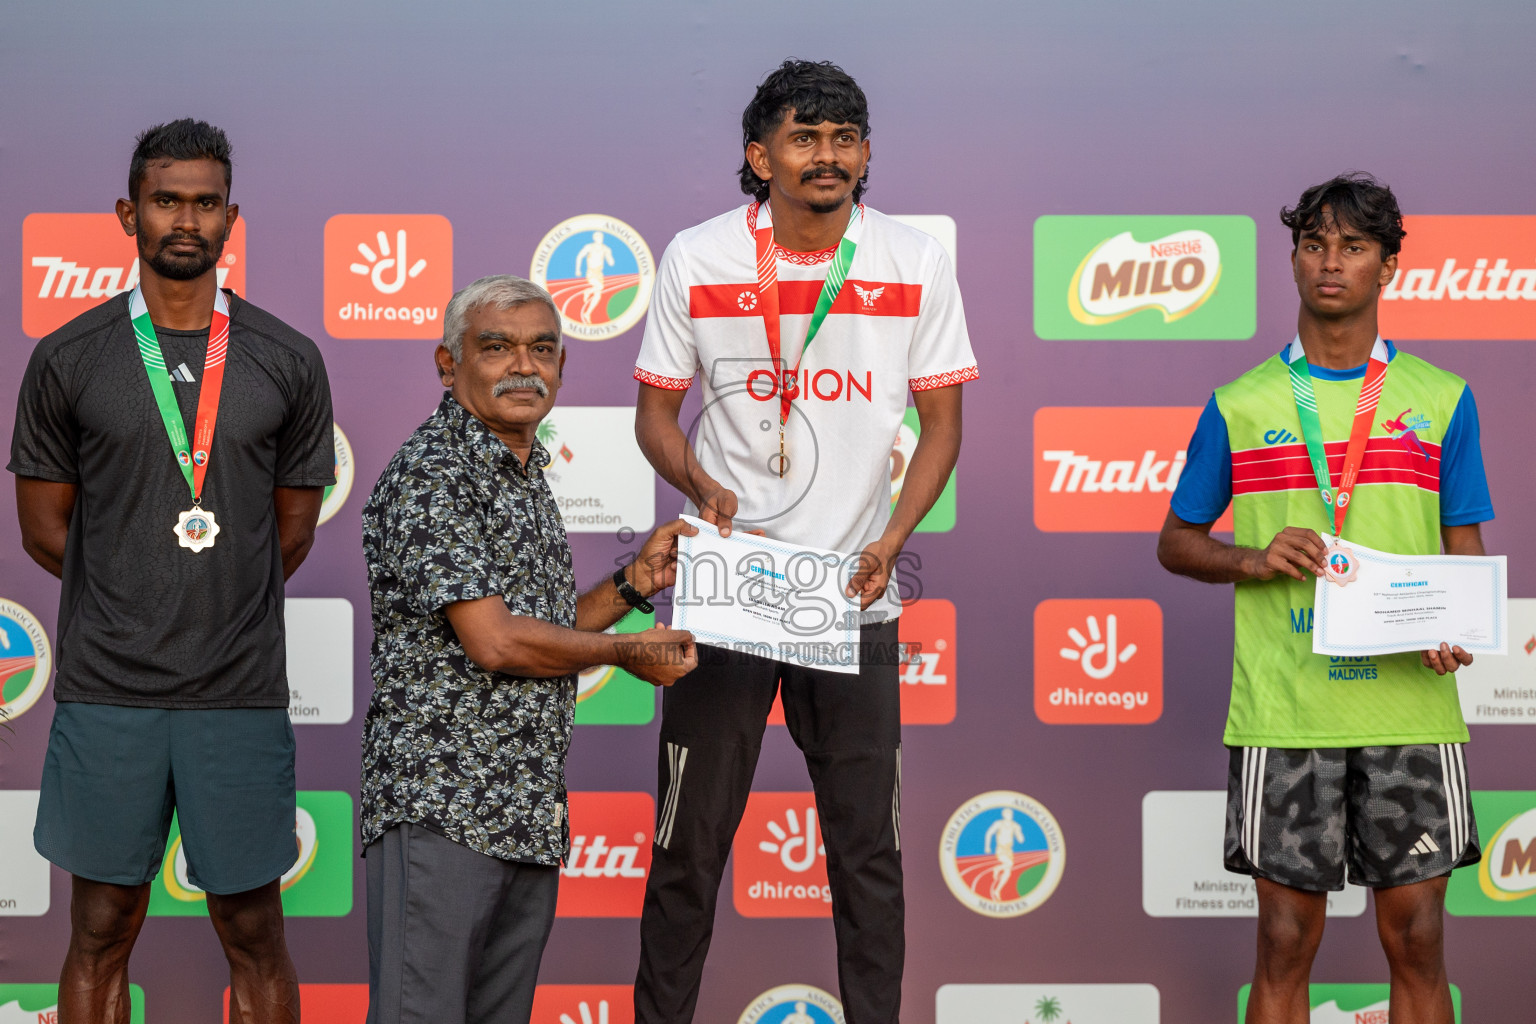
[{"xmin": 441, "ymin": 275, "xmax": 561, "ymax": 362}]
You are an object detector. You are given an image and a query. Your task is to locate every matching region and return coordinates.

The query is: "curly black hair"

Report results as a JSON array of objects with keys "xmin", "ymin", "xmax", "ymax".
[
  {"xmin": 1280, "ymin": 172, "xmax": 1405, "ymax": 258},
  {"xmin": 739, "ymin": 59, "xmax": 869, "ymax": 203},
  {"xmin": 129, "ymin": 118, "xmax": 232, "ymax": 201}
]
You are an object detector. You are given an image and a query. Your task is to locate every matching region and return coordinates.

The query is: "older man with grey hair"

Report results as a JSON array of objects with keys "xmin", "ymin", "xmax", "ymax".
[{"xmin": 360, "ymin": 274, "xmax": 698, "ymax": 1024}]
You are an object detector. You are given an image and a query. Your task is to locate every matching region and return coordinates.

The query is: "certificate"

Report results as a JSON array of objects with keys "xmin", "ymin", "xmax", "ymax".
[
  {"xmin": 1312, "ymin": 535, "xmax": 1508, "ymax": 658},
  {"xmin": 671, "ymin": 515, "xmax": 863, "ymax": 673}
]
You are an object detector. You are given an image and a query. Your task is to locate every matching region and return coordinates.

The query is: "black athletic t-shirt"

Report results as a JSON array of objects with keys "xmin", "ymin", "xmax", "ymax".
[{"xmin": 8, "ymin": 290, "xmax": 334, "ymax": 707}]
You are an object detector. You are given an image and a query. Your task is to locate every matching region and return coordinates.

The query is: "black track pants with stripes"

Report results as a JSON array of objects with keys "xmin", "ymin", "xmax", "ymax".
[{"xmin": 634, "ymin": 620, "xmax": 904, "ymax": 1024}]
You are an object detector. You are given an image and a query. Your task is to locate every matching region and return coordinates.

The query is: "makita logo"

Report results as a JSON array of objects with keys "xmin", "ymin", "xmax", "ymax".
[
  {"xmin": 1383, "ymin": 258, "xmax": 1536, "ymax": 302},
  {"xmin": 1040, "ymin": 449, "xmax": 1185, "ymax": 493},
  {"xmin": 1264, "ymin": 429, "xmax": 1297, "ymax": 445},
  {"xmin": 555, "ymin": 792, "xmax": 652, "ymax": 918},
  {"xmin": 22, "ymin": 213, "xmax": 246, "ymax": 338},
  {"xmin": 1377, "ymin": 216, "xmax": 1536, "ymax": 341},
  {"xmin": 1034, "ymin": 407, "xmax": 1225, "ymax": 533},
  {"xmin": 562, "ymin": 834, "xmax": 646, "ymax": 879}
]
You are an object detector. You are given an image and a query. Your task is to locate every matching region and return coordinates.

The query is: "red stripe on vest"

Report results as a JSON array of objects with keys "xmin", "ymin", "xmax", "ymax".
[{"xmin": 689, "ymin": 280, "xmax": 921, "ymax": 318}]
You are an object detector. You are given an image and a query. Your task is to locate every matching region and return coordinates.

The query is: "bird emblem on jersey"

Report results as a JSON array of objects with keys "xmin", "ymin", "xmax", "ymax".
[{"xmin": 852, "ymin": 283, "xmax": 884, "ymax": 308}]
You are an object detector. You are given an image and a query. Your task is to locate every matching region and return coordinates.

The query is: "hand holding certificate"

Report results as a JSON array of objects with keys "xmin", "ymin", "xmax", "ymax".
[
  {"xmin": 1313, "ymin": 534, "xmax": 1508, "ymax": 659},
  {"xmin": 671, "ymin": 515, "xmax": 864, "ymax": 673}
]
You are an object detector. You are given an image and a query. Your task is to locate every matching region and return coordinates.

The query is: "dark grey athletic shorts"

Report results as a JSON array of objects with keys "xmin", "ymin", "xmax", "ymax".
[
  {"xmin": 1224, "ymin": 744, "xmax": 1480, "ymax": 891},
  {"xmin": 34, "ymin": 702, "xmax": 298, "ymax": 894}
]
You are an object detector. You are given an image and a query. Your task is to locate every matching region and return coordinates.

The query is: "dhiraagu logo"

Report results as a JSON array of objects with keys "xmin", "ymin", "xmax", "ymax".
[
  {"xmin": 1034, "ymin": 216, "xmax": 1256, "ymax": 340},
  {"xmin": 0, "ymin": 984, "xmax": 145, "ymax": 1024},
  {"xmin": 1237, "ymin": 983, "xmax": 1460, "ymax": 1022},
  {"xmin": 892, "ymin": 408, "xmax": 956, "ymax": 532},
  {"xmin": 1448, "ymin": 791, "xmax": 1536, "ymax": 915},
  {"xmin": 148, "ymin": 791, "xmax": 353, "ymax": 916},
  {"xmin": 575, "ymin": 610, "xmax": 657, "ymax": 725}
]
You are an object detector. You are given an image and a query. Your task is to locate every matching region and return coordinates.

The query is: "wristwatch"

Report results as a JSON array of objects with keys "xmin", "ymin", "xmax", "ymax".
[{"xmin": 612, "ymin": 565, "xmax": 654, "ymax": 614}]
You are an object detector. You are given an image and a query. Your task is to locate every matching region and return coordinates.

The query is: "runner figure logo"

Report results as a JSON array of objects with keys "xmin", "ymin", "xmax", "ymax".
[
  {"xmin": 736, "ymin": 984, "xmax": 845, "ymax": 1024},
  {"xmin": 529, "ymin": 215, "xmax": 655, "ymax": 341},
  {"xmin": 940, "ymin": 790, "xmax": 1065, "ymax": 917},
  {"xmin": 0, "ymin": 599, "xmax": 53, "ymax": 721}
]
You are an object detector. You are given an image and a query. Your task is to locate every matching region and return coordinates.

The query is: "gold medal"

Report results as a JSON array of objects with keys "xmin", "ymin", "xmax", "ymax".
[{"xmin": 173, "ymin": 507, "xmax": 220, "ymax": 552}]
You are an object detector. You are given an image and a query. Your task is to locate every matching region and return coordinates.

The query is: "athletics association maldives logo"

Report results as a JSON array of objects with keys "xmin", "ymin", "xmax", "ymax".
[
  {"xmin": 940, "ymin": 790, "xmax": 1065, "ymax": 918},
  {"xmin": 530, "ymin": 215, "xmax": 655, "ymax": 341},
  {"xmin": 316, "ymin": 423, "xmax": 354, "ymax": 526},
  {"xmin": 737, "ymin": 984, "xmax": 844, "ymax": 1024},
  {"xmin": 0, "ymin": 600, "xmax": 52, "ymax": 721}
]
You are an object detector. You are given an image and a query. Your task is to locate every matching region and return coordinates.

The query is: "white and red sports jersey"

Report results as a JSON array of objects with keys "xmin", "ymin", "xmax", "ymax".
[{"xmin": 634, "ymin": 203, "xmax": 978, "ymax": 621}]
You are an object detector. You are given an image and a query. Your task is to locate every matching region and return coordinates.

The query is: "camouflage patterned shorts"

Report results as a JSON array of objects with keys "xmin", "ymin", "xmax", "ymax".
[{"xmin": 1224, "ymin": 744, "xmax": 1480, "ymax": 891}]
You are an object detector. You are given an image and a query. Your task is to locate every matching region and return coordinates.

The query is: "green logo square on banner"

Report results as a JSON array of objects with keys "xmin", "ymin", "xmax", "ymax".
[
  {"xmin": 1033, "ymin": 215, "xmax": 1257, "ymax": 340},
  {"xmin": 1447, "ymin": 790, "xmax": 1536, "ymax": 916},
  {"xmin": 896, "ymin": 407, "xmax": 956, "ymax": 533},
  {"xmin": 1238, "ymin": 983, "xmax": 1460, "ymax": 1021},
  {"xmin": 147, "ymin": 791, "xmax": 354, "ymax": 917},
  {"xmin": 0, "ymin": 983, "xmax": 145, "ymax": 1023},
  {"xmin": 575, "ymin": 610, "xmax": 658, "ymax": 724}
]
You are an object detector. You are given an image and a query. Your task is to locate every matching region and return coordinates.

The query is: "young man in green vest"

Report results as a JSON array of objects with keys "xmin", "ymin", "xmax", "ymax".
[{"xmin": 1158, "ymin": 173, "xmax": 1493, "ymax": 1024}]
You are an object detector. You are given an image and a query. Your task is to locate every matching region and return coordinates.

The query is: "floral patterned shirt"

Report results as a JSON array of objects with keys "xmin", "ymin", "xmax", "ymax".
[{"xmin": 360, "ymin": 393, "xmax": 576, "ymax": 864}]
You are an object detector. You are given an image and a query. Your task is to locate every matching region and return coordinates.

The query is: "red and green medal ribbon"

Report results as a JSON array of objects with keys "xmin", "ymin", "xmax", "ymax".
[
  {"xmin": 1285, "ymin": 335, "xmax": 1389, "ymax": 538},
  {"xmin": 752, "ymin": 201, "xmax": 864, "ymax": 426},
  {"xmin": 129, "ymin": 285, "xmax": 231, "ymax": 509}
]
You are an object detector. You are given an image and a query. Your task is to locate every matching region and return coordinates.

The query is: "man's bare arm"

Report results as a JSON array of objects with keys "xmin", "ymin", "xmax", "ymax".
[
  {"xmin": 274, "ymin": 486, "xmax": 323, "ymax": 581},
  {"xmin": 1156, "ymin": 509, "xmax": 1327, "ymax": 584},
  {"xmin": 443, "ymin": 598, "xmax": 696, "ymax": 687},
  {"xmin": 15, "ymin": 477, "xmax": 77, "ymax": 578},
  {"xmin": 635, "ymin": 382, "xmax": 740, "ymax": 535},
  {"xmin": 846, "ymin": 384, "xmax": 963, "ymax": 608}
]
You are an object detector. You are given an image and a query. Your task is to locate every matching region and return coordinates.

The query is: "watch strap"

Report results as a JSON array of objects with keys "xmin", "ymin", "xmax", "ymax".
[{"xmin": 612, "ymin": 566, "xmax": 655, "ymax": 614}]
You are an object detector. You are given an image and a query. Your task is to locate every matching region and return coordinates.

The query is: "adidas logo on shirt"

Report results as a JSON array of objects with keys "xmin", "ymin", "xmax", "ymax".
[
  {"xmin": 169, "ymin": 362, "xmax": 197, "ymax": 383},
  {"xmin": 1410, "ymin": 832, "xmax": 1441, "ymax": 856}
]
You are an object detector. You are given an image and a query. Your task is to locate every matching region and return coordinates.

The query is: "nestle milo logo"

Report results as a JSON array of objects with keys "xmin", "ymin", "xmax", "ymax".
[{"xmin": 1034, "ymin": 215, "xmax": 1256, "ymax": 340}]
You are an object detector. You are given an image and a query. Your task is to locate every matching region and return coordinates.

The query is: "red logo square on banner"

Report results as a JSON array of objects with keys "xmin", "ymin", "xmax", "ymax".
[
  {"xmin": 23, "ymin": 213, "xmax": 246, "ymax": 338},
  {"xmin": 767, "ymin": 598, "xmax": 956, "ymax": 725},
  {"xmin": 225, "ymin": 984, "xmax": 366, "ymax": 1022},
  {"xmin": 557, "ymin": 792, "xmax": 653, "ymax": 917},
  {"xmin": 531, "ymin": 985, "xmax": 634, "ymax": 1024},
  {"xmin": 1034, "ymin": 599, "xmax": 1163, "ymax": 724},
  {"xmin": 732, "ymin": 792, "xmax": 832, "ymax": 918}
]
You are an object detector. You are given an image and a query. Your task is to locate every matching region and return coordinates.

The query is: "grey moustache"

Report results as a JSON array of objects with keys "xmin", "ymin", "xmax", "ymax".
[{"xmin": 492, "ymin": 375, "xmax": 549, "ymax": 398}]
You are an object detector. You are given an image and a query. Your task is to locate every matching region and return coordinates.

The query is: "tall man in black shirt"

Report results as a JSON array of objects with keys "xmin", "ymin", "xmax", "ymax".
[{"xmin": 9, "ymin": 120, "xmax": 333, "ymax": 1024}]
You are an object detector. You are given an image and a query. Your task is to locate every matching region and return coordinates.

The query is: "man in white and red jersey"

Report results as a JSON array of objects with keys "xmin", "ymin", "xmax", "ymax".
[{"xmin": 630, "ymin": 60, "xmax": 977, "ymax": 1024}]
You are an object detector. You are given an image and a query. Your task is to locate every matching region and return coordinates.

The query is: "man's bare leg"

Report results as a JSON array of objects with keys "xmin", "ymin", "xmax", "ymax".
[
  {"xmin": 1246, "ymin": 877, "xmax": 1327, "ymax": 1024},
  {"xmin": 59, "ymin": 876, "xmax": 151, "ymax": 1024},
  {"xmin": 1375, "ymin": 877, "xmax": 1454, "ymax": 1024},
  {"xmin": 207, "ymin": 880, "xmax": 300, "ymax": 1024}
]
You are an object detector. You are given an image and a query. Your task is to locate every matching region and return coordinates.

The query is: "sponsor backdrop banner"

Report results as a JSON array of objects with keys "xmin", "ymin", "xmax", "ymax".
[{"xmin": 2, "ymin": 3, "xmax": 1534, "ymax": 1022}]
